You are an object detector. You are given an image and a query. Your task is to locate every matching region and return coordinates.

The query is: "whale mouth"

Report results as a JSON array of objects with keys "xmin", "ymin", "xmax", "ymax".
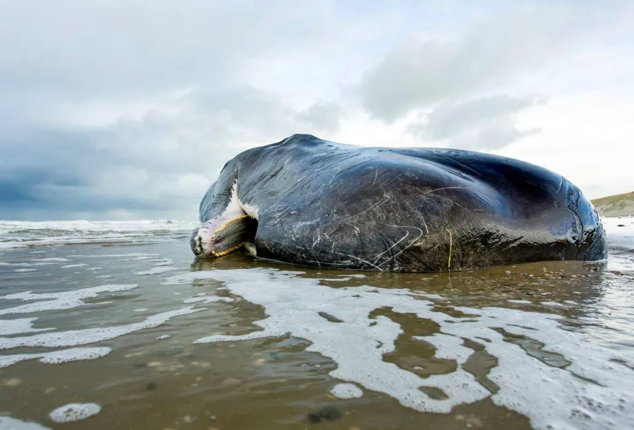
[{"xmin": 190, "ymin": 215, "xmax": 258, "ymax": 258}]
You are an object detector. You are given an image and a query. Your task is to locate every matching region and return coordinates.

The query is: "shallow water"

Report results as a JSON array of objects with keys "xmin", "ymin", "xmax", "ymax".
[{"xmin": 0, "ymin": 219, "xmax": 633, "ymax": 430}]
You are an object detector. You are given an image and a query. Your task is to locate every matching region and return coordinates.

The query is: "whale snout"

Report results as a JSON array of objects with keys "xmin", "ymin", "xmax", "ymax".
[
  {"xmin": 190, "ymin": 230, "xmax": 201, "ymax": 256},
  {"xmin": 190, "ymin": 222, "xmax": 215, "ymax": 257}
]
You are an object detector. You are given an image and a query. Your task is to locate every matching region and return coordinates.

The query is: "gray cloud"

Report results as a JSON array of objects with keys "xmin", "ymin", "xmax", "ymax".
[
  {"xmin": 358, "ymin": 6, "xmax": 586, "ymax": 121},
  {"xmin": 407, "ymin": 95, "xmax": 540, "ymax": 150},
  {"xmin": 0, "ymin": 85, "xmax": 314, "ymax": 220},
  {"xmin": 295, "ymin": 102, "xmax": 343, "ymax": 133},
  {"xmin": 1, "ymin": 1, "xmax": 632, "ymax": 219},
  {"xmin": 0, "ymin": 1, "xmax": 352, "ymax": 220}
]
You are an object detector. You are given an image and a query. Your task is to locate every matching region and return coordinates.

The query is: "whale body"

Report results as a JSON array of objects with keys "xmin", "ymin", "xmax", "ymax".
[{"xmin": 191, "ymin": 134, "xmax": 607, "ymax": 272}]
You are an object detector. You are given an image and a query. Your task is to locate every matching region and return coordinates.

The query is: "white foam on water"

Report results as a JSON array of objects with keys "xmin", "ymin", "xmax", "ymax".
[
  {"xmin": 164, "ymin": 268, "xmax": 634, "ymax": 430},
  {"xmin": 0, "ymin": 284, "xmax": 138, "ymax": 316},
  {"xmin": 0, "ymin": 347, "xmax": 111, "ymax": 368},
  {"xmin": 37, "ymin": 258, "xmax": 69, "ymax": 262},
  {"xmin": 86, "ymin": 267, "xmax": 101, "ymax": 271},
  {"xmin": 0, "ymin": 306, "xmax": 204, "ymax": 349},
  {"xmin": 49, "ymin": 403, "xmax": 101, "ymax": 423},
  {"xmin": 156, "ymin": 335, "xmax": 171, "ymax": 340},
  {"xmin": 80, "ymin": 253, "xmax": 159, "ymax": 259},
  {"xmin": 319, "ymin": 274, "xmax": 367, "ymax": 282},
  {"xmin": 148, "ymin": 258, "xmax": 175, "ymax": 266},
  {"xmin": 0, "ymin": 262, "xmax": 34, "ymax": 267},
  {"xmin": 0, "ymin": 416, "xmax": 50, "ymax": 430},
  {"xmin": 135, "ymin": 266, "xmax": 178, "ymax": 276},
  {"xmin": 60, "ymin": 264, "xmax": 87, "ymax": 269},
  {"xmin": 608, "ymin": 254, "xmax": 634, "ymax": 272},
  {"xmin": 119, "ymin": 255, "xmax": 160, "ymax": 262},
  {"xmin": 463, "ymin": 306, "xmax": 633, "ymax": 430},
  {"xmin": 413, "ymin": 333, "xmax": 472, "ymax": 365},
  {"xmin": 14, "ymin": 269, "xmax": 37, "ymax": 273},
  {"xmin": 330, "ymin": 383, "xmax": 363, "ymax": 399},
  {"xmin": 0, "ymin": 318, "xmax": 52, "ymax": 336},
  {"xmin": 321, "ymin": 276, "xmax": 363, "ymax": 282},
  {"xmin": 183, "ymin": 296, "xmax": 234, "ymax": 304},
  {"xmin": 168, "ymin": 270, "xmax": 489, "ymax": 413},
  {"xmin": 411, "ymin": 292, "xmax": 444, "ymax": 300},
  {"xmin": 507, "ymin": 299, "xmax": 532, "ymax": 304},
  {"xmin": 541, "ymin": 301, "xmax": 566, "ymax": 308}
]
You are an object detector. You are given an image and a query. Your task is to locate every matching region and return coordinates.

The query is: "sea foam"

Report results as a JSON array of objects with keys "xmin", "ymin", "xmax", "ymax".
[
  {"xmin": 49, "ymin": 403, "xmax": 101, "ymax": 423},
  {"xmin": 0, "ymin": 318, "xmax": 52, "ymax": 335},
  {"xmin": 135, "ymin": 266, "xmax": 178, "ymax": 276},
  {"xmin": 0, "ymin": 306, "xmax": 204, "ymax": 349},
  {"xmin": 0, "ymin": 416, "xmax": 50, "ymax": 429},
  {"xmin": 164, "ymin": 268, "xmax": 634, "ymax": 430},
  {"xmin": 330, "ymin": 383, "xmax": 364, "ymax": 399},
  {"xmin": 0, "ymin": 347, "xmax": 111, "ymax": 368},
  {"xmin": 0, "ymin": 284, "xmax": 138, "ymax": 316}
]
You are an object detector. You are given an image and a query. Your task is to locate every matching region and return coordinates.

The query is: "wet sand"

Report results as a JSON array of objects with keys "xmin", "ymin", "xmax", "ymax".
[{"xmin": 0, "ymin": 219, "xmax": 633, "ymax": 430}]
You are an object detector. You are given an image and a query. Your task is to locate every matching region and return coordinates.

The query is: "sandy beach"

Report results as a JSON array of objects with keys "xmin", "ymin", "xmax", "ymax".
[{"xmin": 0, "ymin": 217, "xmax": 632, "ymax": 429}]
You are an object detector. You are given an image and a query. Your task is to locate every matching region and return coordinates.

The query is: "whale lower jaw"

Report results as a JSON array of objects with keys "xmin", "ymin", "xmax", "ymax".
[
  {"xmin": 210, "ymin": 215, "xmax": 258, "ymax": 257},
  {"xmin": 190, "ymin": 214, "xmax": 258, "ymax": 258},
  {"xmin": 190, "ymin": 181, "xmax": 259, "ymax": 258}
]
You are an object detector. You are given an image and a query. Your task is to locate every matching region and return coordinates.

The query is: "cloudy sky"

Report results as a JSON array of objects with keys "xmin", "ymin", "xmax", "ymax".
[{"xmin": 1, "ymin": 0, "xmax": 633, "ymax": 220}]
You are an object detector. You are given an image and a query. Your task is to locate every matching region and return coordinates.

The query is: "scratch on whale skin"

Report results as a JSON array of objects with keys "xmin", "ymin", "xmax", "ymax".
[
  {"xmin": 337, "ymin": 196, "xmax": 391, "ymax": 224},
  {"xmin": 419, "ymin": 186, "xmax": 474, "ymax": 213},
  {"xmin": 332, "ymin": 251, "xmax": 384, "ymax": 271},
  {"xmin": 372, "ymin": 231, "xmax": 411, "ymax": 265},
  {"xmin": 371, "ymin": 167, "xmax": 378, "ymax": 186},
  {"xmin": 328, "ymin": 167, "xmax": 341, "ymax": 185},
  {"xmin": 377, "ymin": 174, "xmax": 402, "ymax": 189},
  {"xmin": 376, "ymin": 225, "xmax": 425, "ymax": 269}
]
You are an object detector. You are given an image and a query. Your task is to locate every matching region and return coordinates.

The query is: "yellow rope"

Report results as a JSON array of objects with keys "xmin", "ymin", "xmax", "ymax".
[{"xmin": 445, "ymin": 228, "xmax": 453, "ymax": 272}]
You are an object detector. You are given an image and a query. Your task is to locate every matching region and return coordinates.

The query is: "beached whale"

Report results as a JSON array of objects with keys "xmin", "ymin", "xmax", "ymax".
[{"xmin": 191, "ymin": 134, "xmax": 607, "ymax": 272}]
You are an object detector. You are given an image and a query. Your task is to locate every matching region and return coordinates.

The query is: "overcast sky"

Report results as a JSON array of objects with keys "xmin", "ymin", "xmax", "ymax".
[{"xmin": 1, "ymin": 0, "xmax": 633, "ymax": 220}]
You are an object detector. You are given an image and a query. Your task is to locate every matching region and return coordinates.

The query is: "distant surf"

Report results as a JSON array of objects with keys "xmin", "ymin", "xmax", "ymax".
[{"xmin": 0, "ymin": 220, "xmax": 197, "ymax": 250}]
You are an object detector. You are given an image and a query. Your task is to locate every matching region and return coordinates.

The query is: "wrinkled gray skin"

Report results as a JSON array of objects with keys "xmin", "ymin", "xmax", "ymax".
[{"xmin": 192, "ymin": 134, "xmax": 607, "ymax": 272}]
